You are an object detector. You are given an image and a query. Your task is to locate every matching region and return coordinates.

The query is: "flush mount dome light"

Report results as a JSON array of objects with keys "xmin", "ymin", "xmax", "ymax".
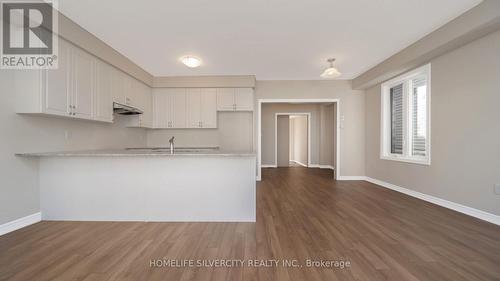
[
  {"xmin": 320, "ymin": 58, "xmax": 341, "ymax": 79},
  {"xmin": 180, "ymin": 56, "xmax": 202, "ymax": 68}
]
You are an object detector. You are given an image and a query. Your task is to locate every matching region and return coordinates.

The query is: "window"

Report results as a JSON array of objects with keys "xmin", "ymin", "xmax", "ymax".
[{"xmin": 381, "ymin": 64, "xmax": 430, "ymax": 165}]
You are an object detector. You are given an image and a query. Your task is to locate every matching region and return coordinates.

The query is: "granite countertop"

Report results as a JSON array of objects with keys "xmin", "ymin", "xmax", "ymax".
[{"xmin": 16, "ymin": 147, "xmax": 256, "ymax": 157}]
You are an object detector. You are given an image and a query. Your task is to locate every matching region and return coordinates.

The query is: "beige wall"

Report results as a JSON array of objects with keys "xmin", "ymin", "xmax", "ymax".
[
  {"xmin": 365, "ymin": 29, "xmax": 500, "ymax": 216},
  {"xmin": 276, "ymin": 116, "xmax": 290, "ymax": 167},
  {"xmin": 290, "ymin": 116, "xmax": 308, "ymax": 166},
  {"xmin": 256, "ymin": 80, "xmax": 365, "ymax": 176},
  {"xmin": 0, "ymin": 70, "xmax": 147, "ymax": 225},
  {"xmin": 319, "ymin": 104, "xmax": 335, "ymax": 167},
  {"xmin": 146, "ymin": 112, "xmax": 254, "ymax": 151}
]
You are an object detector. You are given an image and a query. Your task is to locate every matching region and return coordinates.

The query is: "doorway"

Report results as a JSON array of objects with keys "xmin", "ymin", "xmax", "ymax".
[
  {"xmin": 257, "ymin": 99, "xmax": 340, "ymax": 181},
  {"xmin": 275, "ymin": 113, "xmax": 310, "ymax": 167}
]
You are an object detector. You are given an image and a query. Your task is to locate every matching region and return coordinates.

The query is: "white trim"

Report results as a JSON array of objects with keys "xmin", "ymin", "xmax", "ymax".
[
  {"xmin": 0, "ymin": 212, "xmax": 42, "ymax": 236},
  {"xmin": 380, "ymin": 64, "xmax": 431, "ymax": 166},
  {"xmin": 257, "ymin": 98, "xmax": 340, "ymax": 181},
  {"xmin": 338, "ymin": 176, "xmax": 367, "ymax": 180},
  {"xmin": 290, "ymin": 160, "xmax": 308, "ymax": 167},
  {"xmin": 261, "ymin": 164, "xmax": 277, "ymax": 168},
  {"xmin": 365, "ymin": 177, "xmax": 500, "ymax": 226},
  {"xmin": 274, "ymin": 112, "xmax": 311, "ymax": 167},
  {"xmin": 308, "ymin": 164, "xmax": 335, "ymax": 170}
]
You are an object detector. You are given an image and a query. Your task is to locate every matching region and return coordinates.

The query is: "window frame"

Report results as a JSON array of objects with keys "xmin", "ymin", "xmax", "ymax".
[{"xmin": 380, "ymin": 64, "xmax": 431, "ymax": 165}]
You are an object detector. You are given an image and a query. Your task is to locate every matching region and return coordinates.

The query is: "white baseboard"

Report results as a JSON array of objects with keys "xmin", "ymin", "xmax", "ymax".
[
  {"xmin": 338, "ymin": 176, "xmax": 367, "ymax": 180},
  {"xmin": 261, "ymin": 164, "xmax": 277, "ymax": 168},
  {"xmin": 365, "ymin": 177, "xmax": 500, "ymax": 226},
  {"xmin": 290, "ymin": 160, "xmax": 308, "ymax": 167},
  {"xmin": 0, "ymin": 212, "xmax": 42, "ymax": 236},
  {"xmin": 308, "ymin": 164, "xmax": 334, "ymax": 170}
]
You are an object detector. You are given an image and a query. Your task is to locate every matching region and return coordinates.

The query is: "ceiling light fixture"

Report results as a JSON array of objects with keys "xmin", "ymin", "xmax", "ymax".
[
  {"xmin": 180, "ymin": 56, "xmax": 202, "ymax": 68},
  {"xmin": 320, "ymin": 58, "xmax": 341, "ymax": 79}
]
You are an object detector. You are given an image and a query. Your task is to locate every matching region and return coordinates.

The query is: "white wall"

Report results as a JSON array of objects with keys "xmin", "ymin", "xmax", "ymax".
[
  {"xmin": 0, "ymin": 70, "xmax": 147, "ymax": 225},
  {"xmin": 146, "ymin": 112, "xmax": 254, "ymax": 151},
  {"xmin": 365, "ymin": 29, "xmax": 500, "ymax": 216},
  {"xmin": 256, "ymin": 80, "xmax": 365, "ymax": 176},
  {"xmin": 290, "ymin": 115, "xmax": 308, "ymax": 166},
  {"xmin": 319, "ymin": 104, "xmax": 335, "ymax": 167}
]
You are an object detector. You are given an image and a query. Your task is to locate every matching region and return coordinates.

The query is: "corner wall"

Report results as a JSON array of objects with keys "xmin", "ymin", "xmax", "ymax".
[{"xmin": 364, "ymin": 29, "xmax": 500, "ymax": 216}]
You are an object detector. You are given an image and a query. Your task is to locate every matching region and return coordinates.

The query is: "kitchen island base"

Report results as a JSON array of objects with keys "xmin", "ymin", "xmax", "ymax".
[{"xmin": 39, "ymin": 155, "xmax": 256, "ymax": 222}]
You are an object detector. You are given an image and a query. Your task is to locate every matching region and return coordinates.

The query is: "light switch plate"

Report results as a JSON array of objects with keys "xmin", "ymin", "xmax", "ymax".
[{"xmin": 495, "ymin": 184, "xmax": 500, "ymax": 195}]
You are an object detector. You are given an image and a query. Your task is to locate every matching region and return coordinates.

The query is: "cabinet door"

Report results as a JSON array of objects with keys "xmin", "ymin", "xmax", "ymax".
[
  {"xmin": 153, "ymin": 91, "xmax": 170, "ymax": 128},
  {"xmin": 187, "ymin": 88, "xmax": 202, "ymax": 128},
  {"xmin": 216, "ymin": 88, "xmax": 235, "ymax": 111},
  {"xmin": 169, "ymin": 88, "xmax": 187, "ymax": 128},
  {"xmin": 72, "ymin": 47, "xmax": 94, "ymax": 119},
  {"xmin": 234, "ymin": 88, "xmax": 254, "ymax": 111},
  {"xmin": 44, "ymin": 39, "xmax": 70, "ymax": 116},
  {"xmin": 139, "ymin": 83, "xmax": 153, "ymax": 128},
  {"xmin": 111, "ymin": 69, "xmax": 124, "ymax": 104},
  {"xmin": 94, "ymin": 60, "xmax": 113, "ymax": 122},
  {"xmin": 200, "ymin": 88, "xmax": 217, "ymax": 128},
  {"xmin": 123, "ymin": 74, "xmax": 134, "ymax": 106}
]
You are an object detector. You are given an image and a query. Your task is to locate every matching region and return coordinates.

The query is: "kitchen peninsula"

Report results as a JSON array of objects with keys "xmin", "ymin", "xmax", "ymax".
[{"xmin": 18, "ymin": 149, "xmax": 256, "ymax": 222}]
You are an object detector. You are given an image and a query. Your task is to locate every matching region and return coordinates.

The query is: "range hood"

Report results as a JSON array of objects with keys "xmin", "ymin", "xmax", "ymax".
[{"xmin": 113, "ymin": 102, "xmax": 143, "ymax": 115}]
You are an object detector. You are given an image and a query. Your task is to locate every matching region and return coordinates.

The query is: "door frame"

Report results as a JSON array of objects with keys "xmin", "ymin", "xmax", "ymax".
[
  {"xmin": 257, "ymin": 98, "xmax": 340, "ymax": 181},
  {"xmin": 275, "ymin": 113, "xmax": 311, "ymax": 167}
]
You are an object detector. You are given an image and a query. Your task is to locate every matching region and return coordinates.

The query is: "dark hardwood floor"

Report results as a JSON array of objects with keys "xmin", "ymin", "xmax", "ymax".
[{"xmin": 1, "ymin": 167, "xmax": 499, "ymax": 280}]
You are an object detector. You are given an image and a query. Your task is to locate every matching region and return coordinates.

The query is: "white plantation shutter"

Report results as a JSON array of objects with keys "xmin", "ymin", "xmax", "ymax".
[
  {"xmin": 412, "ymin": 78, "xmax": 427, "ymax": 156},
  {"xmin": 390, "ymin": 84, "xmax": 403, "ymax": 154}
]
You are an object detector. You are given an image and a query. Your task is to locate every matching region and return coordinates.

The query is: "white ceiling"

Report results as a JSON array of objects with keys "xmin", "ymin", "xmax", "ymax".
[{"xmin": 58, "ymin": 0, "xmax": 481, "ymax": 80}]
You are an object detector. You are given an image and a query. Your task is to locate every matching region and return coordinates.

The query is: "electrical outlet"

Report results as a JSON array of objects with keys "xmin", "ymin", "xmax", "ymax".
[{"xmin": 495, "ymin": 184, "xmax": 500, "ymax": 195}]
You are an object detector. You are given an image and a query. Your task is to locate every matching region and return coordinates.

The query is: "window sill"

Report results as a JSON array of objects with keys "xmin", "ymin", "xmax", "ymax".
[{"xmin": 380, "ymin": 155, "xmax": 430, "ymax": 166}]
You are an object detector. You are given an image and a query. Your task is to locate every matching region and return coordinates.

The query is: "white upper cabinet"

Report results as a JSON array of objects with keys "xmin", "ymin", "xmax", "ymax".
[
  {"xmin": 126, "ymin": 79, "xmax": 153, "ymax": 128},
  {"xmin": 43, "ymin": 39, "xmax": 71, "ymax": 117},
  {"xmin": 200, "ymin": 88, "xmax": 217, "ymax": 128},
  {"xmin": 216, "ymin": 88, "xmax": 236, "ymax": 111},
  {"xmin": 234, "ymin": 88, "xmax": 254, "ymax": 111},
  {"xmin": 216, "ymin": 88, "xmax": 254, "ymax": 111},
  {"xmin": 94, "ymin": 59, "xmax": 113, "ymax": 122},
  {"xmin": 15, "ymin": 37, "xmax": 154, "ymax": 125},
  {"xmin": 187, "ymin": 88, "xmax": 217, "ymax": 128},
  {"xmin": 16, "ymin": 39, "xmax": 101, "ymax": 121},
  {"xmin": 72, "ymin": 47, "xmax": 94, "ymax": 119},
  {"xmin": 170, "ymin": 88, "xmax": 187, "ymax": 128},
  {"xmin": 152, "ymin": 88, "xmax": 187, "ymax": 129}
]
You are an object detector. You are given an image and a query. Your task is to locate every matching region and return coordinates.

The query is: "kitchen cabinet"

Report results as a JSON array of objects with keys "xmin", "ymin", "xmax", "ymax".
[
  {"xmin": 152, "ymin": 88, "xmax": 187, "ymax": 129},
  {"xmin": 72, "ymin": 47, "xmax": 94, "ymax": 119},
  {"xmin": 94, "ymin": 59, "xmax": 113, "ymax": 122},
  {"xmin": 15, "ymin": 37, "xmax": 151, "ymax": 124},
  {"xmin": 187, "ymin": 88, "xmax": 217, "ymax": 128},
  {"xmin": 16, "ymin": 39, "xmax": 97, "ymax": 121},
  {"xmin": 216, "ymin": 88, "xmax": 254, "ymax": 111},
  {"xmin": 126, "ymin": 79, "xmax": 153, "ymax": 128}
]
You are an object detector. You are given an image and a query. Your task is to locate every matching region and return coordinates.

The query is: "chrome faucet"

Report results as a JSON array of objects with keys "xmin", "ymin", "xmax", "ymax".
[{"xmin": 169, "ymin": 136, "xmax": 175, "ymax": 154}]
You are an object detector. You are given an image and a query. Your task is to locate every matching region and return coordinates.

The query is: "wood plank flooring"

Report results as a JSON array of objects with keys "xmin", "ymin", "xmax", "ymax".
[{"xmin": 1, "ymin": 167, "xmax": 499, "ymax": 280}]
